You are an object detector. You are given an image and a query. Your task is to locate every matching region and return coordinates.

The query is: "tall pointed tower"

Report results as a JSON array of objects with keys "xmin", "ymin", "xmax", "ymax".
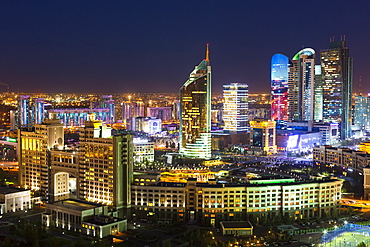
[{"xmin": 179, "ymin": 45, "xmax": 212, "ymax": 159}]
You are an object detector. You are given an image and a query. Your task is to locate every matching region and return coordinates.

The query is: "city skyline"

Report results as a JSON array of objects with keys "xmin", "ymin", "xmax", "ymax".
[{"xmin": 0, "ymin": 1, "xmax": 369, "ymax": 94}]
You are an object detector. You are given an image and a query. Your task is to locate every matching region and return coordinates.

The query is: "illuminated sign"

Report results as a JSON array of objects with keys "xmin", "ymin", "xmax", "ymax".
[{"xmin": 6, "ymin": 137, "xmax": 17, "ymax": 143}]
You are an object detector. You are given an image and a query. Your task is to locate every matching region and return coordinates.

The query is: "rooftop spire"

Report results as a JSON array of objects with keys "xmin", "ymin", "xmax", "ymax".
[{"xmin": 205, "ymin": 44, "xmax": 210, "ymax": 62}]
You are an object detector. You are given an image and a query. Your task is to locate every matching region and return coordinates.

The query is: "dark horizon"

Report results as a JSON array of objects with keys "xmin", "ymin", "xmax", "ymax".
[{"xmin": 1, "ymin": 1, "xmax": 369, "ymax": 94}]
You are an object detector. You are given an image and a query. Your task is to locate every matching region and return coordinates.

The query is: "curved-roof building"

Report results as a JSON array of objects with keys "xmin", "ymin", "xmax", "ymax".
[
  {"xmin": 179, "ymin": 45, "xmax": 212, "ymax": 159},
  {"xmin": 271, "ymin": 53, "xmax": 290, "ymax": 122}
]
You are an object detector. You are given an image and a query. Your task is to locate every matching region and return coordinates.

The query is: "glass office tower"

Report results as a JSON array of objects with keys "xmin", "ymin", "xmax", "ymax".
[
  {"xmin": 33, "ymin": 98, "xmax": 45, "ymax": 125},
  {"xmin": 180, "ymin": 45, "xmax": 211, "ymax": 159},
  {"xmin": 288, "ymin": 48, "xmax": 315, "ymax": 122},
  {"xmin": 18, "ymin": 95, "xmax": 31, "ymax": 127},
  {"xmin": 321, "ymin": 40, "xmax": 353, "ymax": 140},
  {"xmin": 223, "ymin": 83, "xmax": 249, "ymax": 132},
  {"xmin": 354, "ymin": 95, "xmax": 370, "ymax": 132},
  {"xmin": 314, "ymin": 65, "xmax": 323, "ymax": 122},
  {"xmin": 271, "ymin": 54, "xmax": 289, "ymax": 123}
]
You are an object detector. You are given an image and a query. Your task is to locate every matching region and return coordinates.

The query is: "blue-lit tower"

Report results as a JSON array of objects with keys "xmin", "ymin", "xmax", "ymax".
[
  {"xmin": 271, "ymin": 54, "xmax": 290, "ymax": 123},
  {"xmin": 354, "ymin": 95, "xmax": 370, "ymax": 133},
  {"xmin": 18, "ymin": 95, "xmax": 31, "ymax": 127},
  {"xmin": 33, "ymin": 98, "xmax": 45, "ymax": 125}
]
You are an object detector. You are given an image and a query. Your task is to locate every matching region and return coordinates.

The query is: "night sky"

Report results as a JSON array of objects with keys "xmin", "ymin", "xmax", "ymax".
[{"xmin": 1, "ymin": 1, "xmax": 369, "ymax": 94}]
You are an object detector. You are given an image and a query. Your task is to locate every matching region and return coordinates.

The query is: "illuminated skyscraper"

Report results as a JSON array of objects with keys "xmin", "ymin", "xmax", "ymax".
[
  {"xmin": 100, "ymin": 95, "xmax": 115, "ymax": 124},
  {"xmin": 288, "ymin": 48, "xmax": 315, "ymax": 122},
  {"xmin": 354, "ymin": 95, "xmax": 370, "ymax": 132},
  {"xmin": 223, "ymin": 83, "xmax": 249, "ymax": 132},
  {"xmin": 321, "ymin": 40, "xmax": 353, "ymax": 140},
  {"xmin": 271, "ymin": 54, "xmax": 289, "ymax": 122},
  {"xmin": 180, "ymin": 45, "xmax": 211, "ymax": 159},
  {"xmin": 314, "ymin": 65, "xmax": 323, "ymax": 122},
  {"xmin": 33, "ymin": 98, "xmax": 45, "ymax": 125},
  {"xmin": 18, "ymin": 95, "xmax": 31, "ymax": 127}
]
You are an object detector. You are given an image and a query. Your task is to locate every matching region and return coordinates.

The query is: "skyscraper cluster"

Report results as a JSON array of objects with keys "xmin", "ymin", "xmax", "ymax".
[{"xmin": 271, "ymin": 39, "xmax": 353, "ymax": 140}]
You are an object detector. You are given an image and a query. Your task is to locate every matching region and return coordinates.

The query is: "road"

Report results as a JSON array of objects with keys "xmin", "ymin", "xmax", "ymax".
[{"xmin": 341, "ymin": 198, "xmax": 370, "ymax": 209}]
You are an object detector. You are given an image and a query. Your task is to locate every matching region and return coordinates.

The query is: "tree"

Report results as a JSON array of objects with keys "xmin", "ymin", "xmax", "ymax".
[
  {"xmin": 4, "ymin": 236, "xmax": 16, "ymax": 247},
  {"xmin": 163, "ymin": 239, "xmax": 172, "ymax": 247},
  {"xmin": 356, "ymin": 242, "xmax": 366, "ymax": 247}
]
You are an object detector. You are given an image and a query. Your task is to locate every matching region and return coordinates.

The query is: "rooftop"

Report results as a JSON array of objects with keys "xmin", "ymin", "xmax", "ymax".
[
  {"xmin": 220, "ymin": 221, "xmax": 253, "ymax": 229},
  {"xmin": 83, "ymin": 215, "xmax": 126, "ymax": 226},
  {"xmin": 48, "ymin": 199, "xmax": 103, "ymax": 211},
  {"xmin": 0, "ymin": 186, "xmax": 28, "ymax": 195}
]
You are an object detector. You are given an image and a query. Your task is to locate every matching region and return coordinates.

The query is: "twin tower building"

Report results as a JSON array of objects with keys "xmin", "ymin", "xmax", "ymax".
[{"xmin": 271, "ymin": 39, "xmax": 353, "ymax": 140}]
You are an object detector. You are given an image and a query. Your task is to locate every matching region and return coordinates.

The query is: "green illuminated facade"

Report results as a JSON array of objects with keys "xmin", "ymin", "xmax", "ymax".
[
  {"xmin": 180, "ymin": 46, "xmax": 212, "ymax": 159},
  {"xmin": 288, "ymin": 48, "xmax": 315, "ymax": 122}
]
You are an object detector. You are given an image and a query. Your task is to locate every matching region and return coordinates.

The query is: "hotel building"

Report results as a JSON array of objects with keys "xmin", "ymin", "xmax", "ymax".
[
  {"xmin": 131, "ymin": 177, "xmax": 342, "ymax": 226},
  {"xmin": 18, "ymin": 115, "xmax": 133, "ymax": 217}
]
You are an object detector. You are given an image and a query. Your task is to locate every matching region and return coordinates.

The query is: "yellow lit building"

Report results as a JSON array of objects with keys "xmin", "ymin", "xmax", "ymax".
[
  {"xmin": 18, "ymin": 116, "xmax": 64, "ymax": 193},
  {"xmin": 249, "ymin": 119, "xmax": 277, "ymax": 154},
  {"xmin": 180, "ymin": 45, "xmax": 212, "ymax": 159},
  {"xmin": 18, "ymin": 116, "xmax": 134, "ymax": 217},
  {"xmin": 131, "ymin": 177, "xmax": 342, "ymax": 226},
  {"xmin": 359, "ymin": 141, "xmax": 370, "ymax": 154}
]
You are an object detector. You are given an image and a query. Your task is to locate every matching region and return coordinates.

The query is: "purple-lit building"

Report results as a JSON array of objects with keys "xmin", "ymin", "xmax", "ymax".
[
  {"xmin": 147, "ymin": 107, "xmax": 172, "ymax": 121},
  {"xmin": 49, "ymin": 108, "xmax": 112, "ymax": 127},
  {"xmin": 121, "ymin": 101, "xmax": 145, "ymax": 125},
  {"xmin": 99, "ymin": 95, "xmax": 115, "ymax": 124}
]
